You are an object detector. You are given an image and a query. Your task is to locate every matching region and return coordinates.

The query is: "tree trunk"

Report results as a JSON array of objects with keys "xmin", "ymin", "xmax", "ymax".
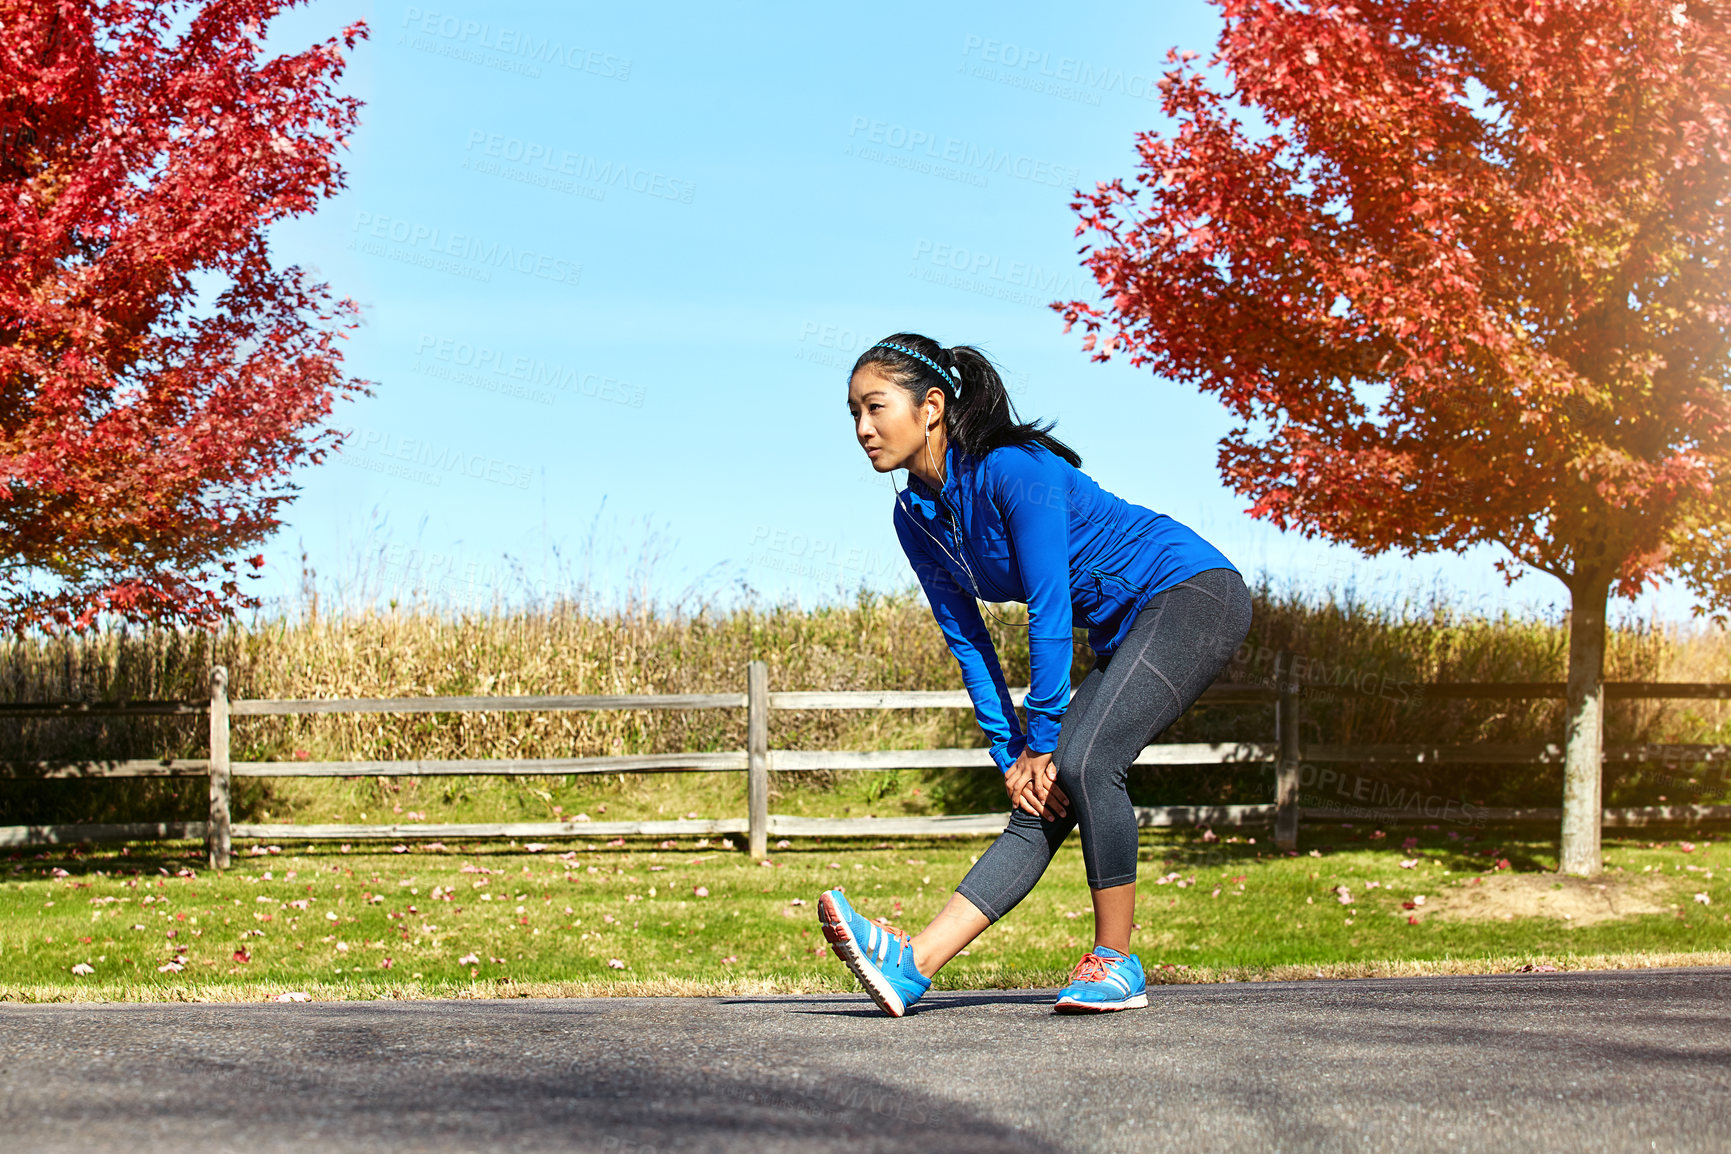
[{"xmin": 1559, "ymin": 573, "xmax": 1611, "ymax": 876}]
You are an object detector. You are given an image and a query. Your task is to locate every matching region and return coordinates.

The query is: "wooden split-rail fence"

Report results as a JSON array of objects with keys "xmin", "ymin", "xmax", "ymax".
[{"xmin": 1, "ymin": 653, "xmax": 1728, "ymax": 868}]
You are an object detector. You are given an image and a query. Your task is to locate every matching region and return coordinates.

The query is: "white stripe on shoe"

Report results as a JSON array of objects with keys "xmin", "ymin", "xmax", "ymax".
[{"xmin": 817, "ymin": 892, "xmax": 909, "ymax": 1017}]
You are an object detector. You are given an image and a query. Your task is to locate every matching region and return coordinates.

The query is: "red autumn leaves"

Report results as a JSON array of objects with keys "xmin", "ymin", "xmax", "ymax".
[
  {"xmin": 0, "ymin": 1, "xmax": 371, "ymax": 630},
  {"xmin": 1055, "ymin": 0, "xmax": 1731, "ymax": 617}
]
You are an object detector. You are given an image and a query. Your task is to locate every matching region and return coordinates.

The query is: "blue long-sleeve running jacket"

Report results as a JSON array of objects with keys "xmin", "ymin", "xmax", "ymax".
[{"xmin": 893, "ymin": 438, "xmax": 1239, "ymax": 776}]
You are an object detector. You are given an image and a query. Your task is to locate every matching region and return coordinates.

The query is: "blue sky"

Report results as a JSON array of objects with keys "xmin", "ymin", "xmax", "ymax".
[{"xmin": 252, "ymin": 0, "xmax": 1698, "ymax": 628}]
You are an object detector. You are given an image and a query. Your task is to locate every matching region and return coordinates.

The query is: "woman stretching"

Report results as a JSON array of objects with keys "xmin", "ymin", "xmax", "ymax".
[{"xmin": 818, "ymin": 333, "xmax": 1253, "ymax": 1016}]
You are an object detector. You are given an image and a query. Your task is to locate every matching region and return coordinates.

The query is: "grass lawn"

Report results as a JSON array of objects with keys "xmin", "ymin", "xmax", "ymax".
[{"xmin": 4, "ymin": 823, "xmax": 1729, "ymax": 1002}]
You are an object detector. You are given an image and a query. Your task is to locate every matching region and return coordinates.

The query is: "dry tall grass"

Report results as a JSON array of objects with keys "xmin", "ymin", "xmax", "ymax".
[{"xmin": 1, "ymin": 567, "xmax": 1727, "ymax": 825}]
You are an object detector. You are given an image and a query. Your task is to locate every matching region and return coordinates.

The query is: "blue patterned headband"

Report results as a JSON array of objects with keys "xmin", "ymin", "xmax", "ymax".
[{"xmin": 870, "ymin": 341, "xmax": 962, "ymax": 396}]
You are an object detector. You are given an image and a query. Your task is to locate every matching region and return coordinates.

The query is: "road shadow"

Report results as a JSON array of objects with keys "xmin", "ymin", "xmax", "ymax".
[
  {"xmin": 0, "ymin": 999, "xmax": 1066, "ymax": 1154},
  {"xmin": 725, "ymin": 988, "xmax": 1061, "ymax": 1016}
]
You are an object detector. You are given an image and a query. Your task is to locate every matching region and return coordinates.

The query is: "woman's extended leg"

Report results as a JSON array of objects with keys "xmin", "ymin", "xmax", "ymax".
[
  {"xmin": 910, "ymin": 567, "xmax": 1253, "ymax": 973},
  {"xmin": 906, "ymin": 891, "xmax": 990, "ymax": 977}
]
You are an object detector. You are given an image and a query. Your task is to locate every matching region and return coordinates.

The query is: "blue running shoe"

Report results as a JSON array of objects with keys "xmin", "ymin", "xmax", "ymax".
[
  {"xmin": 1054, "ymin": 945, "xmax": 1147, "ymax": 1013},
  {"xmin": 817, "ymin": 888, "xmax": 931, "ymax": 1016}
]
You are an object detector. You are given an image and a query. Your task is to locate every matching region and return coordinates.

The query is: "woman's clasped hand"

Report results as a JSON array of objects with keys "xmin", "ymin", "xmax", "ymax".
[{"xmin": 1003, "ymin": 748, "xmax": 1068, "ymax": 821}]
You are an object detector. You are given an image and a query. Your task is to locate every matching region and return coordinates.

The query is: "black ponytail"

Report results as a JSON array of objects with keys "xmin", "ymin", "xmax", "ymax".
[{"xmin": 851, "ymin": 332, "xmax": 1081, "ymax": 468}]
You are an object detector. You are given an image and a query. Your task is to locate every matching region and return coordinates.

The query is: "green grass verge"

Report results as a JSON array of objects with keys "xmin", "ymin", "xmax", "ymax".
[{"xmin": 4, "ymin": 823, "xmax": 1729, "ymax": 1002}]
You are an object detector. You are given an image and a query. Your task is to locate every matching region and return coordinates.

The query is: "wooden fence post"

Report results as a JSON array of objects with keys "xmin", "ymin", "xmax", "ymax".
[
  {"xmin": 1274, "ymin": 650, "xmax": 1301, "ymax": 851},
  {"xmin": 208, "ymin": 665, "xmax": 231, "ymax": 870},
  {"xmin": 747, "ymin": 660, "xmax": 769, "ymax": 860}
]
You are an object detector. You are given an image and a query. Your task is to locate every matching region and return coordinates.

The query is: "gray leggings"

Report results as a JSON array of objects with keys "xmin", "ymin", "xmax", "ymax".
[{"xmin": 954, "ymin": 566, "xmax": 1254, "ymax": 923}]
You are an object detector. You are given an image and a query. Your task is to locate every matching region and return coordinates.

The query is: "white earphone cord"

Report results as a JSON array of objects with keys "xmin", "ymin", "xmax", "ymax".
[{"xmin": 888, "ymin": 420, "xmax": 1027, "ymax": 630}]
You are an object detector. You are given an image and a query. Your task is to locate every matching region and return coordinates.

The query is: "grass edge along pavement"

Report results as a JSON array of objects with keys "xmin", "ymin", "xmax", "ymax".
[
  {"xmin": 7, "ymin": 950, "xmax": 1731, "ymax": 1005},
  {"xmin": 4, "ymin": 825, "xmax": 1730, "ymax": 1003}
]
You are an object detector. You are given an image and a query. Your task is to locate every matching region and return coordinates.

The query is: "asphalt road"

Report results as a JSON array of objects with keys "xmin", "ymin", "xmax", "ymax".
[{"xmin": 3, "ymin": 967, "xmax": 1728, "ymax": 1154}]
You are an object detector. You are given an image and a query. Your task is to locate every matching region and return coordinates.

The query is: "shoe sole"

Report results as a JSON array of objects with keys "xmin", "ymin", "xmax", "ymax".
[
  {"xmin": 817, "ymin": 891, "xmax": 909, "ymax": 1017},
  {"xmin": 1053, "ymin": 992, "xmax": 1148, "ymax": 1013}
]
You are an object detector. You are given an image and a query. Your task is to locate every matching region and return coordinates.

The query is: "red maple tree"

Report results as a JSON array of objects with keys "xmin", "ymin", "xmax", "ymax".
[
  {"xmin": 1056, "ymin": 0, "xmax": 1731, "ymax": 874},
  {"xmin": 0, "ymin": 1, "xmax": 370, "ymax": 632}
]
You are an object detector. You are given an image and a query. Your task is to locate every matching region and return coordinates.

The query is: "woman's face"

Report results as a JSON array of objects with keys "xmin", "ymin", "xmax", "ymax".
[{"xmin": 848, "ymin": 365, "xmax": 940, "ymax": 473}]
